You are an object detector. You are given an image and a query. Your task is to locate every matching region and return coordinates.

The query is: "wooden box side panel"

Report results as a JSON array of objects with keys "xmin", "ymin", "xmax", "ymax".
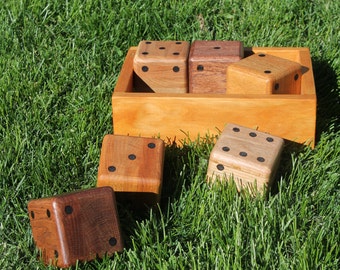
[
  {"xmin": 112, "ymin": 94, "xmax": 316, "ymax": 146},
  {"xmin": 114, "ymin": 47, "xmax": 136, "ymax": 93}
]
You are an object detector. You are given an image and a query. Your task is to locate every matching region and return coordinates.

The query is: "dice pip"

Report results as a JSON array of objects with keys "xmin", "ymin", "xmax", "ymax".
[
  {"xmin": 27, "ymin": 187, "xmax": 123, "ymax": 268},
  {"xmin": 206, "ymin": 124, "xmax": 284, "ymax": 192},
  {"xmin": 189, "ymin": 40, "xmax": 244, "ymax": 93},
  {"xmin": 226, "ymin": 53, "xmax": 302, "ymax": 94},
  {"xmin": 133, "ymin": 40, "xmax": 190, "ymax": 93},
  {"xmin": 97, "ymin": 134, "xmax": 165, "ymax": 206}
]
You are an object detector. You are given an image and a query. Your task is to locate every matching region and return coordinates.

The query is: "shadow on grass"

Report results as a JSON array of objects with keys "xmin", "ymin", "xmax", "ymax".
[
  {"xmin": 116, "ymin": 136, "xmax": 213, "ymax": 249},
  {"xmin": 271, "ymin": 57, "xmax": 339, "ymax": 194},
  {"xmin": 312, "ymin": 58, "xmax": 340, "ymax": 140}
]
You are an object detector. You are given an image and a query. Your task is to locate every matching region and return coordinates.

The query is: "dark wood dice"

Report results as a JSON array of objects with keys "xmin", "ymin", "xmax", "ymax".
[
  {"xmin": 189, "ymin": 40, "xmax": 244, "ymax": 93},
  {"xmin": 28, "ymin": 187, "xmax": 123, "ymax": 268}
]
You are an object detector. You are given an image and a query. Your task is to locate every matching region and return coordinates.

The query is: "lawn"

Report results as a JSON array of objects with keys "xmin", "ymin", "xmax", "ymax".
[{"xmin": 0, "ymin": 0, "xmax": 339, "ymax": 269}]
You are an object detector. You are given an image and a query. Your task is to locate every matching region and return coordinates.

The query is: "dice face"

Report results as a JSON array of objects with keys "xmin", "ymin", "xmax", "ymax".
[
  {"xmin": 226, "ymin": 53, "xmax": 302, "ymax": 94},
  {"xmin": 207, "ymin": 124, "xmax": 284, "ymax": 191},
  {"xmin": 97, "ymin": 135, "xmax": 165, "ymax": 205},
  {"xmin": 133, "ymin": 40, "xmax": 190, "ymax": 93},
  {"xmin": 189, "ymin": 40, "xmax": 244, "ymax": 93},
  {"xmin": 28, "ymin": 187, "xmax": 123, "ymax": 268}
]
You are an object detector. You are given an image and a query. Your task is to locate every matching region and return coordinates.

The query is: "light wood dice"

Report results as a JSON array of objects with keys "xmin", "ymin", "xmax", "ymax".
[
  {"xmin": 133, "ymin": 40, "xmax": 190, "ymax": 93},
  {"xmin": 97, "ymin": 134, "xmax": 165, "ymax": 206},
  {"xmin": 226, "ymin": 53, "xmax": 302, "ymax": 94},
  {"xmin": 27, "ymin": 187, "xmax": 123, "ymax": 268},
  {"xmin": 189, "ymin": 40, "xmax": 243, "ymax": 93},
  {"xmin": 206, "ymin": 124, "xmax": 284, "ymax": 192}
]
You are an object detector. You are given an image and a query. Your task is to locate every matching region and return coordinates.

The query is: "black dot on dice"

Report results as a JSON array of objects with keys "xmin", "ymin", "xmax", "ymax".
[
  {"xmin": 65, "ymin": 205, "xmax": 73, "ymax": 215},
  {"xmin": 175, "ymin": 41, "xmax": 182, "ymax": 44},
  {"xmin": 31, "ymin": 211, "xmax": 35, "ymax": 219},
  {"xmin": 148, "ymin": 142, "xmax": 156, "ymax": 149},
  {"xmin": 54, "ymin": 250, "xmax": 59, "ymax": 258},
  {"xmin": 173, "ymin": 52, "xmax": 180, "ymax": 55},
  {"xmin": 274, "ymin": 83, "xmax": 279, "ymax": 90},
  {"xmin": 294, "ymin": 74, "xmax": 299, "ymax": 80},
  {"xmin": 239, "ymin": 151, "xmax": 247, "ymax": 157},
  {"xmin": 264, "ymin": 70, "xmax": 271, "ymax": 74},
  {"xmin": 108, "ymin": 166, "xmax": 116, "ymax": 172},
  {"xmin": 142, "ymin": 51, "xmax": 148, "ymax": 55},
  {"xmin": 258, "ymin": 53, "xmax": 266, "ymax": 57},
  {"xmin": 217, "ymin": 164, "xmax": 224, "ymax": 171},
  {"xmin": 128, "ymin": 154, "xmax": 136, "ymax": 160},
  {"xmin": 197, "ymin": 65, "xmax": 204, "ymax": 71},
  {"xmin": 145, "ymin": 41, "xmax": 152, "ymax": 44},
  {"xmin": 109, "ymin": 237, "xmax": 117, "ymax": 246},
  {"xmin": 159, "ymin": 46, "xmax": 166, "ymax": 50},
  {"xmin": 213, "ymin": 46, "xmax": 221, "ymax": 49},
  {"xmin": 142, "ymin": 66, "xmax": 149, "ymax": 72},
  {"xmin": 46, "ymin": 209, "xmax": 51, "ymax": 218},
  {"xmin": 222, "ymin": 146, "xmax": 230, "ymax": 152},
  {"xmin": 249, "ymin": 132, "xmax": 257, "ymax": 137},
  {"xmin": 266, "ymin": 137, "xmax": 274, "ymax": 142},
  {"xmin": 257, "ymin": 157, "xmax": 265, "ymax": 162},
  {"xmin": 173, "ymin": 66, "xmax": 180, "ymax": 72},
  {"xmin": 233, "ymin": 127, "xmax": 240, "ymax": 132}
]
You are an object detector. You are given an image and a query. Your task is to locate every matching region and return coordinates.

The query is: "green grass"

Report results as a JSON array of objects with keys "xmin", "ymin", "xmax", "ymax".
[{"xmin": 0, "ymin": 0, "xmax": 339, "ymax": 269}]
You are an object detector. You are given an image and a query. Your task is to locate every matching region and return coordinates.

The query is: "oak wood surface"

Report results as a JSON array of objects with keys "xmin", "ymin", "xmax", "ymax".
[{"xmin": 206, "ymin": 124, "xmax": 284, "ymax": 191}]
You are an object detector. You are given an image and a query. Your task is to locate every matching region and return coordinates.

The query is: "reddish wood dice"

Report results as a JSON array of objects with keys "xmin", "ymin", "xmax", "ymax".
[
  {"xmin": 97, "ymin": 134, "xmax": 165, "ymax": 206},
  {"xmin": 189, "ymin": 40, "xmax": 244, "ymax": 93},
  {"xmin": 27, "ymin": 187, "xmax": 123, "ymax": 268}
]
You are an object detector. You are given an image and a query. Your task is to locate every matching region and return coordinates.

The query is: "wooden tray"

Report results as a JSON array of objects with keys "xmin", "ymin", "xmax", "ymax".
[{"xmin": 112, "ymin": 47, "xmax": 316, "ymax": 147}]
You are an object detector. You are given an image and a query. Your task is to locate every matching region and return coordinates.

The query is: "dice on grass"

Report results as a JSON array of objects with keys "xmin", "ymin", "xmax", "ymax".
[
  {"xmin": 27, "ymin": 187, "xmax": 123, "ymax": 268},
  {"xmin": 206, "ymin": 123, "xmax": 284, "ymax": 192},
  {"xmin": 97, "ymin": 134, "xmax": 165, "ymax": 206}
]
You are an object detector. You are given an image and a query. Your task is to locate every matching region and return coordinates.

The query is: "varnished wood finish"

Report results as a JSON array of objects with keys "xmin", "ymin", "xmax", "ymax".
[
  {"xmin": 206, "ymin": 123, "xmax": 284, "ymax": 192},
  {"xmin": 97, "ymin": 134, "xmax": 165, "ymax": 205},
  {"xmin": 113, "ymin": 47, "xmax": 316, "ymax": 147},
  {"xmin": 226, "ymin": 53, "xmax": 302, "ymax": 94},
  {"xmin": 133, "ymin": 40, "xmax": 190, "ymax": 93},
  {"xmin": 189, "ymin": 40, "xmax": 243, "ymax": 93},
  {"xmin": 27, "ymin": 187, "xmax": 123, "ymax": 268}
]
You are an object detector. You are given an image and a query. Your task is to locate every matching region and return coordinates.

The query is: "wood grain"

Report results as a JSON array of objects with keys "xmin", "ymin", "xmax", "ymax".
[
  {"xmin": 189, "ymin": 40, "xmax": 243, "ymax": 93},
  {"xmin": 226, "ymin": 53, "xmax": 302, "ymax": 94},
  {"xmin": 133, "ymin": 40, "xmax": 190, "ymax": 93},
  {"xmin": 206, "ymin": 124, "xmax": 284, "ymax": 191},
  {"xmin": 97, "ymin": 134, "xmax": 165, "ymax": 205},
  {"xmin": 27, "ymin": 187, "xmax": 123, "ymax": 268},
  {"xmin": 113, "ymin": 47, "xmax": 316, "ymax": 147}
]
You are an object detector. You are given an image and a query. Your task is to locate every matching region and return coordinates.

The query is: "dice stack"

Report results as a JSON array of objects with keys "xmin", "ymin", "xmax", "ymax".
[{"xmin": 28, "ymin": 39, "xmax": 307, "ymax": 267}]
